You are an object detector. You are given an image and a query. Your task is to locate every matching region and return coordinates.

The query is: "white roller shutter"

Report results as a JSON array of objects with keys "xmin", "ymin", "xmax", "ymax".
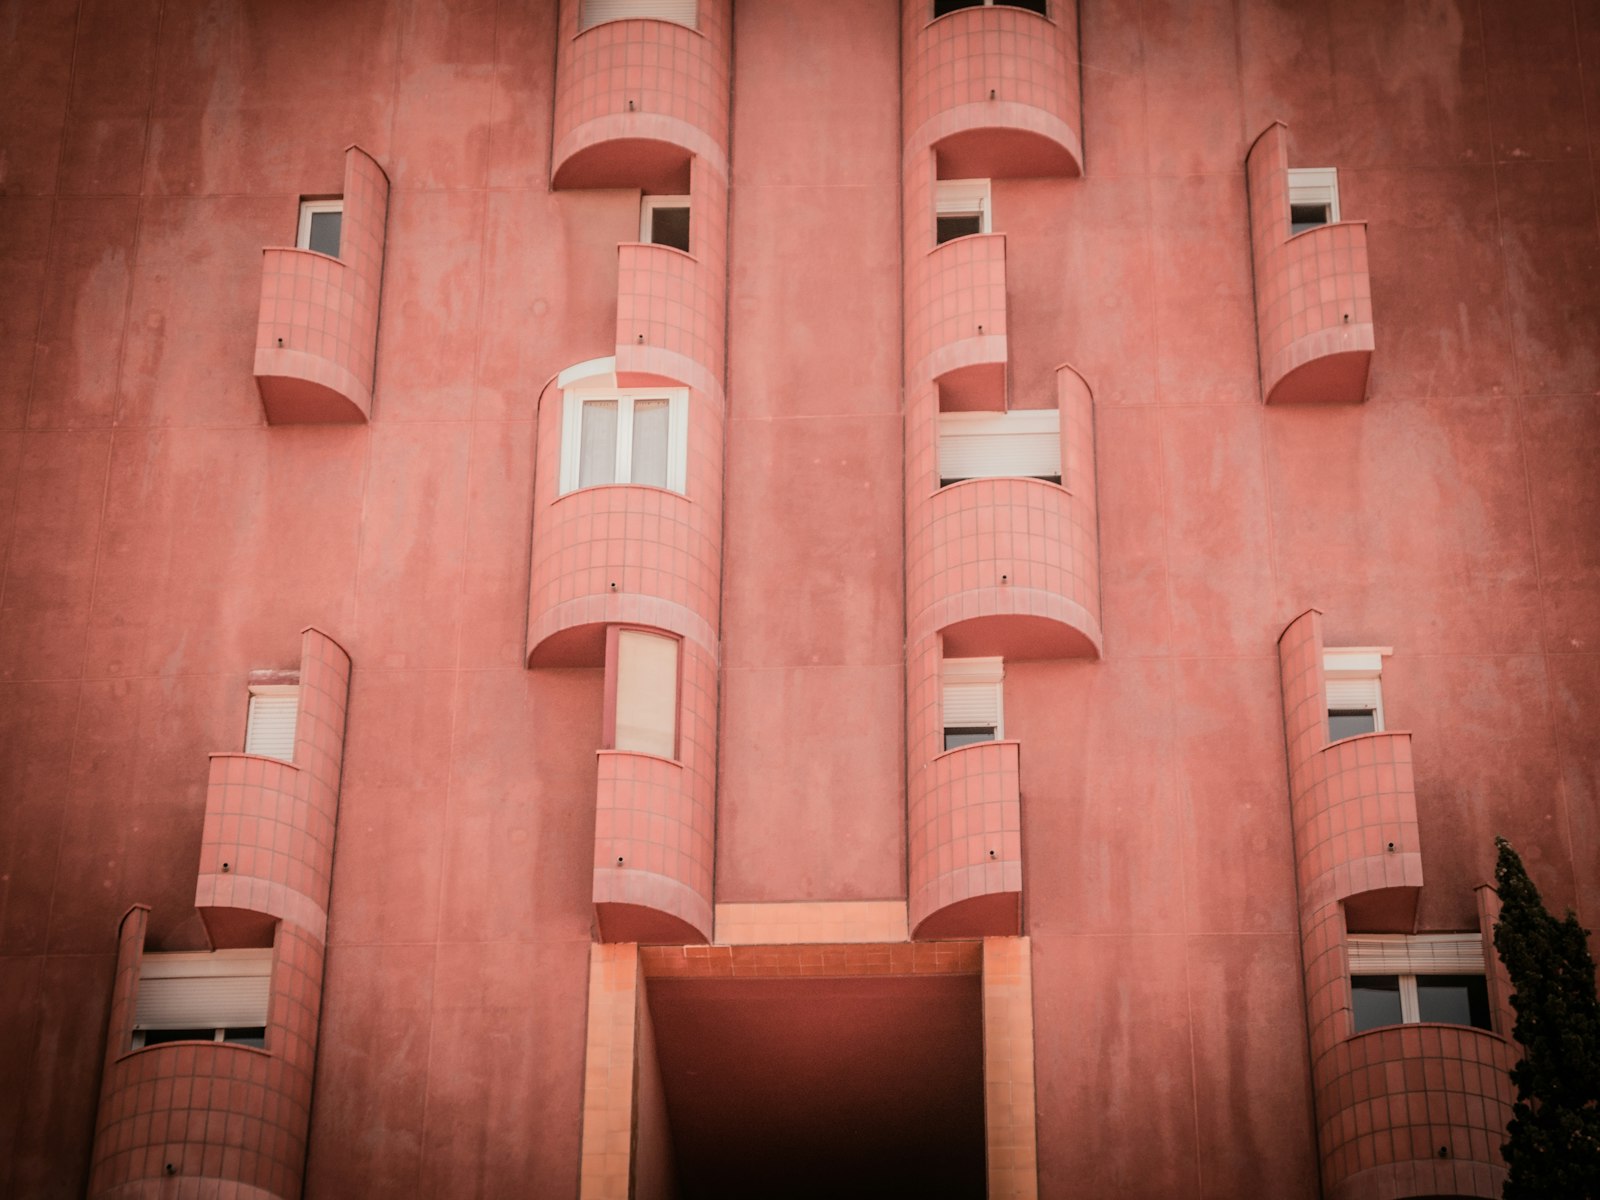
[
  {"xmin": 1348, "ymin": 934, "xmax": 1484, "ymax": 976},
  {"xmin": 578, "ymin": 0, "xmax": 696, "ymax": 31},
  {"xmin": 135, "ymin": 950, "xmax": 272, "ymax": 1030},
  {"xmin": 245, "ymin": 688, "xmax": 299, "ymax": 761},
  {"xmin": 938, "ymin": 410, "xmax": 1060, "ymax": 482},
  {"xmin": 615, "ymin": 630, "xmax": 679, "ymax": 758},
  {"xmin": 943, "ymin": 658, "xmax": 1003, "ymax": 732},
  {"xmin": 1325, "ymin": 676, "xmax": 1380, "ymax": 712}
]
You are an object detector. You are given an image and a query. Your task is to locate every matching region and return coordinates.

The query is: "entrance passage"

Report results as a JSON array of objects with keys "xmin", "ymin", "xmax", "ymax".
[{"xmin": 644, "ymin": 973, "xmax": 986, "ymax": 1198}]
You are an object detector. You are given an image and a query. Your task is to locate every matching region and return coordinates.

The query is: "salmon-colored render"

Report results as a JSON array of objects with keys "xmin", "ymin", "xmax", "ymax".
[{"xmin": 2, "ymin": 0, "xmax": 1598, "ymax": 1197}]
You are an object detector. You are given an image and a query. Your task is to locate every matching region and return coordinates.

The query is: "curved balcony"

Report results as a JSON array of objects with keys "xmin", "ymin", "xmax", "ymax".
[
  {"xmin": 908, "ymin": 739, "xmax": 1022, "ymax": 939},
  {"xmin": 906, "ymin": 365, "xmax": 1101, "ymax": 661},
  {"xmin": 902, "ymin": 0, "xmax": 1082, "ymax": 178},
  {"xmin": 89, "ymin": 909, "xmax": 324, "ymax": 1200},
  {"xmin": 551, "ymin": 0, "xmax": 731, "ymax": 190},
  {"xmin": 908, "ymin": 233, "xmax": 1008, "ymax": 409},
  {"xmin": 1247, "ymin": 122, "xmax": 1373, "ymax": 405},
  {"xmin": 592, "ymin": 745, "xmax": 715, "ymax": 945},
  {"xmin": 1315, "ymin": 1024, "xmax": 1515, "ymax": 1200},
  {"xmin": 615, "ymin": 241, "xmax": 723, "ymax": 399},
  {"xmin": 254, "ymin": 145, "xmax": 388, "ymax": 424},
  {"xmin": 525, "ymin": 484, "xmax": 720, "ymax": 667}
]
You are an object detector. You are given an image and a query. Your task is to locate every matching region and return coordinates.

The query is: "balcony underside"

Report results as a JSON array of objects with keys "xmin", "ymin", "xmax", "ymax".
[
  {"xmin": 932, "ymin": 120, "xmax": 1081, "ymax": 180},
  {"xmin": 912, "ymin": 891, "xmax": 1020, "ymax": 942},
  {"xmin": 254, "ymin": 351, "xmax": 370, "ymax": 425},
  {"xmin": 1266, "ymin": 338, "xmax": 1374, "ymax": 405},
  {"xmin": 553, "ymin": 133, "xmax": 695, "ymax": 193},
  {"xmin": 938, "ymin": 610, "xmax": 1101, "ymax": 661},
  {"xmin": 594, "ymin": 871, "xmax": 712, "ymax": 945},
  {"xmin": 936, "ymin": 359, "xmax": 1006, "ymax": 412}
]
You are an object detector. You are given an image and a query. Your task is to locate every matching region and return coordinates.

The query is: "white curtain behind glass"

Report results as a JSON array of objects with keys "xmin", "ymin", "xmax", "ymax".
[
  {"xmin": 579, "ymin": 399, "xmax": 618, "ymax": 487},
  {"xmin": 631, "ymin": 399, "xmax": 671, "ymax": 487}
]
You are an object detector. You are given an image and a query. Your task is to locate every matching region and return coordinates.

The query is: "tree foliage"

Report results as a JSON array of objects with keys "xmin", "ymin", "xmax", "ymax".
[{"xmin": 1493, "ymin": 836, "xmax": 1600, "ymax": 1199}]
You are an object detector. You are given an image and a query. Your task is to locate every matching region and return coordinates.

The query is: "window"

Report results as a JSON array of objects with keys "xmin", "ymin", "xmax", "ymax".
[
  {"xmin": 560, "ymin": 388, "xmax": 689, "ymax": 494},
  {"xmin": 938, "ymin": 409, "xmax": 1061, "ymax": 487},
  {"xmin": 934, "ymin": 0, "xmax": 1048, "ymax": 16},
  {"xmin": 935, "ymin": 179, "xmax": 991, "ymax": 245},
  {"xmin": 245, "ymin": 685, "xmax": 299, "ymax": 761},
  {"xmin": 1347, "ymin": 934, "xmax": 1492, "ymax": 1033},
  {"xmin": 297, "ymin": 200, "xmax": 343, "ymax": 258},
  {"xmin": 579, "ymin": 0, "xmax": 695, "ymax": 32},
  {"xmin": 612, "ymin": 629, "xmax": 679, "ymax": 759},
  {"xmin": 943, "ymin": 658, "xmax": 1003, "ymax": 751},
  {"xmin": 641, "ymin": 195, "xmax": 691, "ymax": 253},
  {"xmin": 1287, "ymin": 167, "xmax": 1340, "ymax": 235},
  {"xmin": 1324, "ymin": 648, "xmax": 1385, "ymax": 742},
  {"xmin": 132, "ymin": 949, "xmax": 272, "ymax": 1049}
]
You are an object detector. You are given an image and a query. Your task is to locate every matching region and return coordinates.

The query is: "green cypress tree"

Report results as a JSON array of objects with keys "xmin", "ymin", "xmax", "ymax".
[{"xmin": 1493, "ymin": 836, "xmax": 1600, "ymax": 1199}]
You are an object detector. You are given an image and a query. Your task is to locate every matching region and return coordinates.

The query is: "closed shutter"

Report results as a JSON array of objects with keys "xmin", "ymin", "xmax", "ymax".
[
  {"xmin": 245, "ymin": 689, "xmax": 299, "ymax": 761},
  {"xmin": 579, "ymin": 0, "xmax": 696, "ymax": 31},
  {"xmin": 1348, "ymin": 934, "xmax": 1484, "ymax": 976},
  {"xmin": 1325, "ymin": 676, "xmax": 1380, "ymax": 712},
  {"xmin": 135, "ymin": 950, "xmax": 272, "ymax": 1029},
  {"xmin": 943, "ymin": 658, "xmax": 1003, "ymax": 732},
  {"xmin": 938, "ymin": 410, "xmax": 1060, "ymax": 482},
  {"xmin": 615, "ymin": 630, "xmax": 678, "ymax": 758}
]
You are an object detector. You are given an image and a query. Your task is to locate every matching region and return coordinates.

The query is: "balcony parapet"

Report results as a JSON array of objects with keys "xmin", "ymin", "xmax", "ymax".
[
  {"xmin": 615, "ymin": 240, "xmax": 724, "ymax": 401},
  {"xmin": 908, "ymin": 233, "xmax": 1008, "ymax": 406},
  {"xmin": 195, "ymin": 628, "xmax": 351, "ymax": 949},
  {"xmin": 909, "ymin": 739, "xmax": 1023, "ymax": 940},
  {"xmin": 902, "ymin": 0, "xmax": 1082, "ymax": 179},
  {"xmin": 1247, "ymin": 122, "xmax": 1373, "ymax": 405},
  {"xmin": 1315, "ymin": 1024, "xmax": 1515, "ymax": 1200},
  {"xmin": 552, "ymin": 0, "xmax": 732, "ymax": 190},
  {"xmin": 592, "ymin": 746, "xmax": 715, "ymax": 945},
  {"xmin": 89, "ymin": 908, "xmax": 325, "ymax": 1200},
  {"xmin": 254, "ymin": 145, "xmax": 388, "ymax": 424}
]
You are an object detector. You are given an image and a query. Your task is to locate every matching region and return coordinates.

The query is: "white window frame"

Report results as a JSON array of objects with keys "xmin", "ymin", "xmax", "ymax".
[
  {"xmin": 935, "ymin": 179, "xmax": 992, "ymax": 242},
  {"xmin": 1347, "ymin": 934, "xmax": 1488, "ymax": 1026},
  {"xmin": 937, "ymin": 408, "xmax": 1062, "ymax": 485},
  {"xmin": 942, "ymin": 657, "xmax": 1004, "ymax": 749},
  {"xmin": 640, "ymin": 195, "xmax": 691, "ymax": 248},
  {"xmin": 1323, "ymin": 647, "xmax": 1388, "ymax": 739},
  {"xmin": 296, "ymin": 199, "xmax": 344, "ymax": 254},
  {"xmin": 559, "ymin": 387, "xmax": 689, "ymax": 495},
  {"xmin": 1287, "ymin": 168, "xmax": 1340, "ymax": 233},
  {"xmin": 579, "ymin": 0, "xmax": 697, "ymax": 33},
  {"xmin": 245, "ymin": 684, "xmax": 300, "ymax": 762}
]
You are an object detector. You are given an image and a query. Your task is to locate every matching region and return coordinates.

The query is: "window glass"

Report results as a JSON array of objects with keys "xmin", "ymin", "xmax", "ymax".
[
  {"xmin": 579, "ymin": 399, "xmax": 620, "ymax": 488},
  {"xmin": 935, "ymin": 0, "xmax": 1046, "ymax": 13},
  {"xmin": 615, "ymin": 630, "xmax": 678, "ymax": 759},
  {"xmin": 1289, "ymin": 203, "xmax": 1329, "ymax": 235},
  {"xmin": 944, "ymin": 727, "xmax": 996, "ymax": 752},
  {"xmin": 936, "ymin": 213, "xmax": 984, "ymax": 244},
  {"xmin": 631, "ymin": 399, "xmax": 671, "ymax": 488},
  {"xmin": 141, "ymin": 1028, "xmax": 214, "ymax": 1047},
  {"xmin": 307, "ymin": 210, "xmax": 343, "ymax": 257},
  {"xmin": 1416, "ymin": 975, "xmax": 1491, "ymax": 1029},
  {"xmin": 1328, "ymin": 710, "xmax": 1377, "ymax": 741},
  {"xmin": 650, "ymin": 206, "xmax": 690, "ymax": 252},
  {"xmin": 1351, "ymin": 975, "xmax": 1403, "ymax": 1032}
]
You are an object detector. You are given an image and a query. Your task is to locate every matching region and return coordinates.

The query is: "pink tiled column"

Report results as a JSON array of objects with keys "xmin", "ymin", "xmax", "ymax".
[
  {"xmin": 254, "ymin": 146, "xmax": 389, "ymax": 424},
  {"xmin": 983, "ymin": 937, "xmax": 1039, "ymax": 1199},
  {"xmin": 907, "ymin": 229, "xmax": 1008, "ymax": 408},
  {"xmin": 592, "ymin": 638, "xmax": 717, "ymax": 945},
  {"xmin": 88, "ymin": 920, "xmax": 327, "ymax": 1200},
  {"xmin": 1277, "ymin": 610, "xmax": 1513, "ymax": 1199},
  {"xmin": 1246, "ymin": 123, "xmax": 1373, "ymax": 405},
  {"xmin": 902, "ymin": 0, "xmax": 1081, "ymax": 179},
  {"xmin": 909, "ymin": 737, "xmax": 1023, "ymax": 940},
  {"xmin": 552, "ymin": 0, "xmax": 731, "ymax": 188}
]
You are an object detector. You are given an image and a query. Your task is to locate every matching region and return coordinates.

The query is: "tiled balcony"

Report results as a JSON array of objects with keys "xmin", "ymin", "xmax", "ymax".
[
  {"xmin": 908, "ymin": 739, "xmax": 1023, "ymax": 939},
  {"xmin": 615, "ymin": 240, "xmax": 723, "ymax": 400},
  {"xmin": 88, "ymin": 909, "xmax": 325, "ymax": 1200},
  {"xmin": 1247, "ymin": 122, "xmax": 1374, "ymax": 405},
  {"xmin": 908, "ymin": 232, "xmax": 1008, "ymax": 410},
  {"xmin": 253, "ymin": 146, "xmax": 388, "ymax": 424},
  {"xmin": 551, "ymin": 0, "xmax": 731, "ymax": 190},
  {"xmin": 902, "ymin": 0, "xmax": 1082, "ymax": 178}
]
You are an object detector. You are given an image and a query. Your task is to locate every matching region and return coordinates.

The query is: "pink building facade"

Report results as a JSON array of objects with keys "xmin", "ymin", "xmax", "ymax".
[{"xmin": 1, "ymin": 1, "xmax": 1597, "ymax": 1197}]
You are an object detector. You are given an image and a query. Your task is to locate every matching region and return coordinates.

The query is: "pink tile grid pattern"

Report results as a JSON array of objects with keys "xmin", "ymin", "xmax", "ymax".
[
  {"xmin": 1246, "ymin": 123, "xmax": 1374, "ymax": 405},
  {"xmin": 908, "ymin": 737, "xmax": 1023, "ymax": 939},
  {"xmin": 591, "ymin": 640, "xmax": 717, "ymax": 944},
  {"xmin": 901, "ymin": 0, "xmax": 1081, "ymax": 176},
  {"xmin": 253, "ymin": 146, "xmax": 389, "ymax": 424},
  {"xmin": 983, "ymin": 936, "xmax": 1039, "ymax": 1199},
  {"xmin": 195, "ymin": 630, "xmax": 353, "ymax": 948},
  {"xmin": 614, "ymin": 156, "xmax": 728, "ymax": 400},
  {"xmin": 1314, "ymin": 1025, "xmax": 1515, "ymax": 1200},
  {"xmin": 553, "ymin": 0, "xmax": 732, "ymax": 184},
  {"xmin": 638, "ymin": 940, "xmax": 985, "ymax": 981},
  {"xmin": 578, "ymin": 943, "xmax": 640, "ymax": 1200},
  {"xmin": 89, "ymin": 920, "xmax": 327, "ymax": 1200},
  {"xmin": 906, "ymin": 232, "xmax": 1009, "ymax": 389}
]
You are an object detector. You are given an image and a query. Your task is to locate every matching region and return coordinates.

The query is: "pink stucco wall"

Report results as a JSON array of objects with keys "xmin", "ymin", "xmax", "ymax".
[{"xmin": 1, "ymin": 0, "xmax": 1598, "ymax": 1197}]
